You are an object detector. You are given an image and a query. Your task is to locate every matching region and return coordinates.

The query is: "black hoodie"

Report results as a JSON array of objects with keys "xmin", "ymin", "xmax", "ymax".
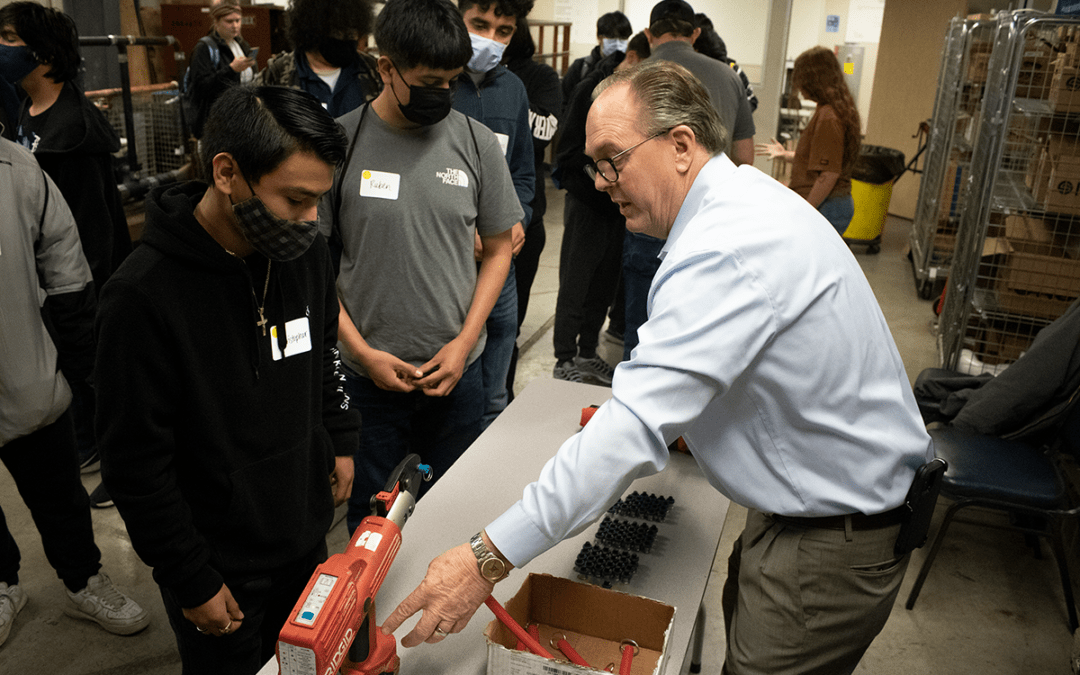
[
  {"xmin": 17, "ymin": 81, "xmax": 131, "ymax": 294},
  {"xmin": 95, "ymin": 182, "xmax": 360, "ymax": 608}
]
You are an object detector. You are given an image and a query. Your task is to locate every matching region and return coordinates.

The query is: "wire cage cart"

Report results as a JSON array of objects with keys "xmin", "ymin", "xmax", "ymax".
[
  {"xmin": 90, "ymin": 85, "xmax": 186, "ymax": 179},
  {"xmin": 79, "ymin": 35, "xmax": 190, "ymax": 201},
  {"xmin": 938, "ymin": 10, "xmax": 1080, "ymax": 373},
  {"xmin": 909, "ymin": 16, "xmax": 996, "ymax": 300}
]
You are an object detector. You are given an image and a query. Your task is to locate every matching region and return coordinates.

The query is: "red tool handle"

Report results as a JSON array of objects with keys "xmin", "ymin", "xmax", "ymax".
[
  {"xmin": 484, "ymin": 596, "xmax": 555, "ymax": 659},
  {"xmin": 620, "ymin": 641, "xmax": 637, "ymax": 675},
  {"xmin": 516, "ymin": 623, "xmax": 541, "ymax": 651},
  {"xmin": 554, "ymin": 636, "xmax": 592, "ymax": 668}
]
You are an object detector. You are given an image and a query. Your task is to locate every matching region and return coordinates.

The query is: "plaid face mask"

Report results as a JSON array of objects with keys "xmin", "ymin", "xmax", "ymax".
[{"xmin": 231, "ymin": 183, "xmax": 318, "ymax": 261}]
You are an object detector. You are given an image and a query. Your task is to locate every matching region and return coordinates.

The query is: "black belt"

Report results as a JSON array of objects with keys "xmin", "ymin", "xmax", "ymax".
[{"xmin": 771, "ymin": 505, "xmax": 908, "ymax": 531}]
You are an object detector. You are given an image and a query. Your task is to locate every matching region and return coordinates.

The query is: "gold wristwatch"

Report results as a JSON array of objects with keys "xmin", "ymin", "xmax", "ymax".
[{"xmin": 470, "ymin": 532, "xmax": 507, "ymax": 583}]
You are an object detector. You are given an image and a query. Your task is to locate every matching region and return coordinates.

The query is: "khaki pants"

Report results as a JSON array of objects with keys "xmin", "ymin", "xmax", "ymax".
[{"xmin": 721, "ymin": 509, "xmax": 908, "ymax": 675}]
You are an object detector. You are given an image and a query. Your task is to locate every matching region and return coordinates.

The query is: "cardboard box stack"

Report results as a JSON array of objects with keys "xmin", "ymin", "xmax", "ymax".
[
  {"xmin": 992, "ymin": 214, "xmax": 1080, "ymax": 319},
  {"xmin": 1027, "ymin": 135, "xmax": 1080, "ymax": 216}
]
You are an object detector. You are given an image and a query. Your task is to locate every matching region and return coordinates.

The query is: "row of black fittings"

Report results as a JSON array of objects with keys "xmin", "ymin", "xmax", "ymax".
[
  {"xmin": 608, "ymin": 492, "xmax": 675, "ymax": 522},
  {"xmin": 595, "ymin": 517, "xmax": 658, "ymax": 554},
  {"xmin": 574, "ymin": 542, "xmax": 639, "ymax": 585}
]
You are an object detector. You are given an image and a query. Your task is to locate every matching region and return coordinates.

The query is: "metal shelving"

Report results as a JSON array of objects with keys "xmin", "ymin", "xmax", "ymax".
[
  {"xmin": 910, "ymin": 17, "xmax": 996, "ymax": 301},
  {"xmin": 938, "ymin": 10, "xmax": 1080, "ymax": 373}
]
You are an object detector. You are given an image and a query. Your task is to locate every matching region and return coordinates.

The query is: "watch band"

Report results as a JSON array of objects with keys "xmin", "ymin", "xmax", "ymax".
[{"xmin": 470, "ymin": 532, "xmax": 507, "ymax": 582}]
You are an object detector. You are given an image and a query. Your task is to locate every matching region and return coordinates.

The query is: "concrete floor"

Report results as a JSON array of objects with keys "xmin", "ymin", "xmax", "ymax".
[{"xmin": 0, "ymin": 177, "xmax": 1075, "ymax": 674}]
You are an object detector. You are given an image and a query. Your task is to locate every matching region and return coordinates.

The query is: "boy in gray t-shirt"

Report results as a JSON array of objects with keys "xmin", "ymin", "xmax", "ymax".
[{"xmin": 320, "ymin": 0, "xmax": 522, "ymax": 533}]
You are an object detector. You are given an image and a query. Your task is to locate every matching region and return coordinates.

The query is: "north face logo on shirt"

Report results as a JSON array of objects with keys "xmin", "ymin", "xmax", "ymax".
[{"xmin": 436, "ymin": 168, "xmax": 469, "ymax": 187}]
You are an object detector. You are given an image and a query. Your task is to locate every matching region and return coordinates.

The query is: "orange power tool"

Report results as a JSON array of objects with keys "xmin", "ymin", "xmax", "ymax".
[{"xmin": 276, "ymin": 454, "xmax": 431, "ymax": 675}]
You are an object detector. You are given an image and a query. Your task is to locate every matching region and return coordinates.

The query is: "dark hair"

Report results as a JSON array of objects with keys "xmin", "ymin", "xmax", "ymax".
[
  {"xmin": 792, "ymin": 46, "xmax": 861, "ymax": 175},
  {"xmin": 286, "ymin": 0, "xmax": 376, "ymax": 54},
  {"xmin": 648, "ymin": 0, "xmax": 695, "ymax": 39},
  {"xmin": 376, "ymin": 0, "xmax": 472, "ymax": 71},
  {"xmin": 627, "ymin": 32, "xmax": 650, "ymax": 60},
  {"xmin": 457, "ymin": 0, "xmax": 535, "ymax": 20},
  {"xmin": 693, "ymin": 13, "xmax": 726, "ymax": 62},
  {"xmin": 596, "ymin": 11, "xmax": 631, "ymax": 39},
  {"xmin": 504, "ymin": 15, "xmax": 535, "ymax": 62},
  {"xmin": 0, "ymin": 2, "xmax": 80, "ymax": 83},
  {"xmin": 200, "ymin": 86, "xmax": 348, "ymax": 184}
]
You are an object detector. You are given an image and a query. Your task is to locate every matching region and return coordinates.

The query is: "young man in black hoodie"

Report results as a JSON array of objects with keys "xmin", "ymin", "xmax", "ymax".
[
  {"xmin": 0, "ymin": 2, "xmax": 132, "ymax": 483},
  {"xmin": 96, "ymin": 86, "xmax": 359, "ymax": 675}
]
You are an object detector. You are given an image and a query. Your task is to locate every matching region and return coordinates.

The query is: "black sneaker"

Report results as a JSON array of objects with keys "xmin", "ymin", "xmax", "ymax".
[
  {"xmin": 552, "ymin": 360, "xmax": 585, "ymax": 383},
  {"xmin": 89, "ymin": 482, "xmax": 114, "ymax": 509},
  {"xmin": 79, "ymin": 450, "xmax": 101, "ymax": 475},
  {"xmin": 574, "ymin": 355, "xmax": 615, "ymax": 386}
]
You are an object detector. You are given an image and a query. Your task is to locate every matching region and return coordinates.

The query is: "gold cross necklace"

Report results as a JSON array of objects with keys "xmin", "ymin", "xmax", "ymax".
[
  {"xmin": 225, "ymin": 248, "xmax": 272, "ymax": 336},
  {"xmin": 255, "ymin": 259, "xmax": 271, "ymax": 336}
]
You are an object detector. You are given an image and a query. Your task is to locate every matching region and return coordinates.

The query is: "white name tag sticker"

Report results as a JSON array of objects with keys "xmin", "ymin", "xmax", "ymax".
[
  {"xmin": 494, "ymin": 132, "xmax": 510, "ymax": 157},
  {"xmin": 359, "ymin": 170, "xmax": 400, "ymax": 200},
  {"xmin": 270, "ymin": 317, "xmax": 313, "ymax": 361}
]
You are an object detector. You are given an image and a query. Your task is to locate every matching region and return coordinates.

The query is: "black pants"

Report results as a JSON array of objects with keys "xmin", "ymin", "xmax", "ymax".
[
  {"xmin": 161, "ymin": 541, "xmax": 327, "ymax": 675},
  {"xmin": 0, "ymin": 410, "xmax": 101, "ymax": 590},
  {"xmin": 553, "ymin": 193, "xmax": 624, "ymax": 363}
]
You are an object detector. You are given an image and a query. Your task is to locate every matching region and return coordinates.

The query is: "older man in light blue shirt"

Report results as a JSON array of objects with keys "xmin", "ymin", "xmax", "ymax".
[{"xmin": 384, "ymin": 60, "xmax": 934, "ymax": 675}]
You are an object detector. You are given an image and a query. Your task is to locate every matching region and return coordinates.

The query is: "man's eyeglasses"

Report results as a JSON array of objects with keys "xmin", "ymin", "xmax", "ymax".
[{"xmin": 584, "ymin": 129, "xmax": 671, "ymax": 183}]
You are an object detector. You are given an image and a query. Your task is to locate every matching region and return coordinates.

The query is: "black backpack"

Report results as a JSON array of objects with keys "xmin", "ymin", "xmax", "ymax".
[{"xmin": 180, "ymin": 36, "xmax": 220, "ymax": 130}]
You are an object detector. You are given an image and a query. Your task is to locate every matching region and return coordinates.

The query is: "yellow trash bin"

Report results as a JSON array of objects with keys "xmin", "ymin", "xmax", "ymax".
[
  {"xmin": 843, "ymin": 145, "xmax": 906, "ymax": 254},
  {"xmin": 845, "ymin": 179, "xmax": 894, "ymax": 252}
]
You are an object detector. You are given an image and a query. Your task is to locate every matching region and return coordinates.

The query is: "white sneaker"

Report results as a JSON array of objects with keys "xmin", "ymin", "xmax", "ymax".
[
  {"xmin": 0, "ymin": 582, "xmax": 28, "ymax": 648},
  {"xmin": 64, "ymin": 573, "xmax": 149, "ymax": 635},
  {"xmin": 574, "ymin": 355, "xmax": 615, "ymax": 386}
]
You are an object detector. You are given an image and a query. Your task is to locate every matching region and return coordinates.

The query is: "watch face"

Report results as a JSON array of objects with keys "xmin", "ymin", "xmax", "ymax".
[{"xmin": 481, "ymin": 557, "xmax": 505, "ymax": 581}]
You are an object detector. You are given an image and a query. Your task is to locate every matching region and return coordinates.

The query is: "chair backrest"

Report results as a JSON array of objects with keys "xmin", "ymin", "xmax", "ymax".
[{"xmin": 1056, "ymin": 388, "xmax": 1080, "ymax": 463}]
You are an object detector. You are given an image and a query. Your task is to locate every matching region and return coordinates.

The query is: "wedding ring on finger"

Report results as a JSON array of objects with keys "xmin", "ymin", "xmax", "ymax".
[
  {"xmin": 221, "ymin": 620, "xmax": 233, "ymax": 635},
  {"xmin": 433, "ymin": 627, "xmax": 449, "ymax": 638}
]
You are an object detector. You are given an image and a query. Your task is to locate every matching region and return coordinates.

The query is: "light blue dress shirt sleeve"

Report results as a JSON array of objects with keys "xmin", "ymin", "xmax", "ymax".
[{"xmin": 488, "ymin": 155, "xmax": 933, "ymax": 568}]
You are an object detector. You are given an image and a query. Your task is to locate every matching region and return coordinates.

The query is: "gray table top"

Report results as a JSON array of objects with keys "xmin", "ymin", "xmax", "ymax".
[{"xmin": 262, "ymin": 377, "xmax": 730, "ymax": 675}]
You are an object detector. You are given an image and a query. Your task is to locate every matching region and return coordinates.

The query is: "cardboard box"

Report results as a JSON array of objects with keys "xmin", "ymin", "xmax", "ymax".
[
  {"xmin": 1040, "ymin": 155, "xmax": 1080, "ymax": 216},
  {"xmin": 939, "ymin": 160, "xmax": 967, "ymax": 221},
  {"xmin": 967, "ymin": 50, "xmax": 991, "ymax": 85},
  {"xmin": 485, "ymin": 574, "xmax": 675, "ymax": 675},
  {"xmin": 999, "ymin": 238, "xmax": 1080, "ymax": 298},
  {"xmin": 976, "ymin": 322, "xmax": 1039, "ymax": 364},
  {"xmin": 1016, "ymin": 48, "xmax": 1052, "ymax": 98},
  {"xmin": 1049, "ymin": 62, "xmax": 1080, "ymax": 113},
  {"xmin": 1004, "ymin": 214, "xmax": 1058, "ymax": 244}
]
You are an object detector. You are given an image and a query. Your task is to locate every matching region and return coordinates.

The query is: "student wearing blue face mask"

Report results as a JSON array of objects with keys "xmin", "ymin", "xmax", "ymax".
[
  {"xmin": 452, "ymin": 0, "xmax": 536, "ymax": 430},
  {"xmin": 560, "ymin": 11, "xmax": 632, "ymax": 109},
  {"xmin": 0, "ymin": 2, "xmax": 132, "ymax": 501}
]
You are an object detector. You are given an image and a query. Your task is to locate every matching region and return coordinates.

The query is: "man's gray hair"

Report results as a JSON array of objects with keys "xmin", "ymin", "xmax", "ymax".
[{"xmin": 593, "ymin": 60, "xmax": 727, "ymax": 156}]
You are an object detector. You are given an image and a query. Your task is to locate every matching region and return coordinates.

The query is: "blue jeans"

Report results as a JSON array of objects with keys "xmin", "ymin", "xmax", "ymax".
[
  {"xmin": 480, "ymin": 262, "xmax": 518, "ymax": 431},
  {"xmin": 344, "ymin": 360, "xmax": 484, "ymax": 534},
  {"xmin": 622, "ymin": 232, "xmax": 665, "ymax": 361},
  {"xmin": 818, "ymin": 194, "xmax": 855, "ymax": 236}
]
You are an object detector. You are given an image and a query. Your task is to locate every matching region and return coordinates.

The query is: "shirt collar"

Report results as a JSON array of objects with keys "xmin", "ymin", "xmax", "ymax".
[{"xmin": 660, "ymin": 153, "xmax": 737, "ymax": 259}]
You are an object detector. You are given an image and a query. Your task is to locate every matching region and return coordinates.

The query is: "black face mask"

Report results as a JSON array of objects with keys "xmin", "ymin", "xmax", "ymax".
[
  {"xmin": 319, "ymin": 37, "xmax": 358, "ymax": 68},
  {"xmin": 389, "ymin": 62, "xmax": 454, "ymax": 127}
]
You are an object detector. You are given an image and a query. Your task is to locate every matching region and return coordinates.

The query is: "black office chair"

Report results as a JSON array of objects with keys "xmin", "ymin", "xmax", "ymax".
[{"xmin": 904, "ymin": 388, "xmax": 1080, "ymax": 631}]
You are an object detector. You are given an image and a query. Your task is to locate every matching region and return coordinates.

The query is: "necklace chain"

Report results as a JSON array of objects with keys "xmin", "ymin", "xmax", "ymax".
[
  {"xmin": 222, "ymin": 249, "xmax": 271, "ymax": 335},
  {"xmin": 255, "ymin": 259, "xmax": 271, "ymax": 336}
]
